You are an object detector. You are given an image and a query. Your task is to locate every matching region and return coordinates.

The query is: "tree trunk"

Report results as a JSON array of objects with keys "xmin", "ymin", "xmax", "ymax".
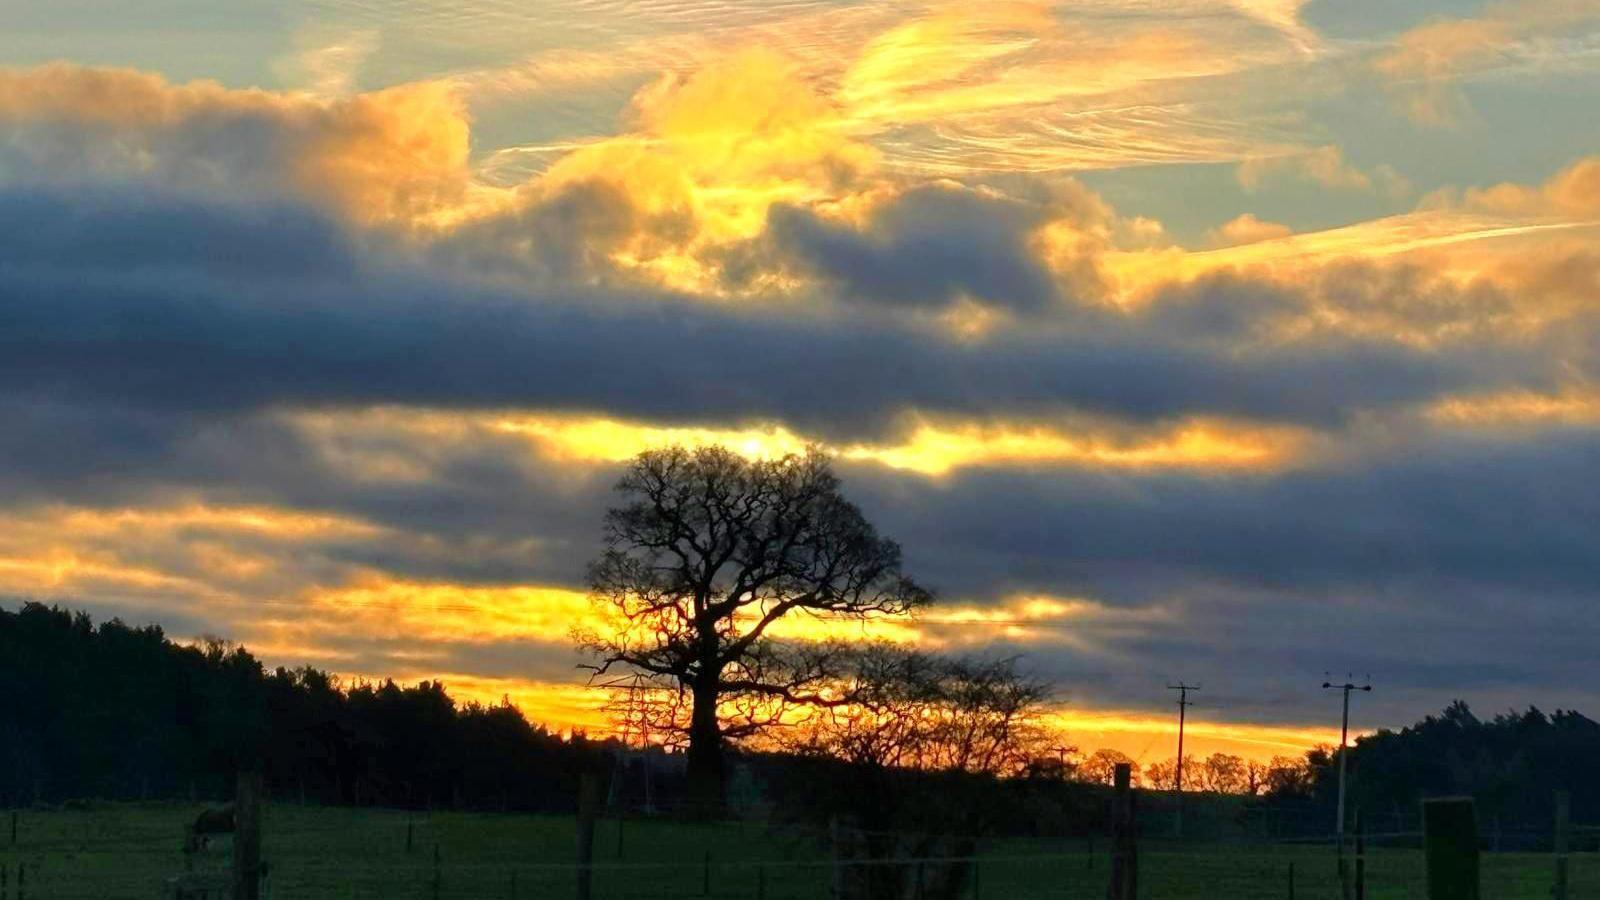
[{"xmin": 685, "ymin": 674, "xmax": 724, "ymax": 815}]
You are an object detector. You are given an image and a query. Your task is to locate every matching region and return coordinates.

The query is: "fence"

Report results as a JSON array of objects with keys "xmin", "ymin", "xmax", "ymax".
[{"xmin": 2, "ymin": 785, "xmax": 1597, "ymax": 898}]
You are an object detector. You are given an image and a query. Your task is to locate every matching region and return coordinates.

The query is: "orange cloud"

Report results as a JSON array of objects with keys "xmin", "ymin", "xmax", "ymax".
[
  {"xmin": 0, "ymin": 503, "xmax": 379, "ymax": 606},
  {"xmin": 1455, "ymin": 155, "xmax": 1600, "ymax": 220},
  {"xmin": 0, "ymin": 63, "xmax": 476, "ymax": 226},
  {"xmin": 1426, "ymin": 388, "xmax": 1600, "ymax": 428},
  {"xmin": 1375, "ymin": 0, "xmax": 1600, "ymax": 125},
  {"xmin": 491, "ymin": 411, "xmax": 1307, "ymax": 475},
  {"xmin": 298, "ymin": 576, "xmax": 599, "ymax": 645},
  {"xmin": 1105, "ymin": 154, "xmax": 1600, "ymax": 307},
  {"xmin": 516, "ymin": 49, "xmax": 877, "ymax": 289},
  {"xmin": 1237, "ymin": 145, "xmax": 1408, "ymax": 197},
  {"xmin": 1208, "ymin": 213, "xmax": 1293, "ymax": 247}
]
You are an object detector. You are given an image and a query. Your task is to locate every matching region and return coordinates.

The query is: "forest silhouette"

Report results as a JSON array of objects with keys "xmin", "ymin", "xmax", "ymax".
[{"xmin": 4, "ymin": 600, "xmax": 1599, "ymax": 836}]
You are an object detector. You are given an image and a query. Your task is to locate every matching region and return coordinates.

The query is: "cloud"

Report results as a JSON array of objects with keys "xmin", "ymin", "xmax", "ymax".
[
  {"xmin": 3, "ymin": 184, "xmax": 1560, "ymax": 448},
  {"xmin": 443, "ymin": 49, "xmax": 883, "ymax": 291},
  {"xmin": 1373, "ymin": 0, "xmax": 1600, "ymax": 125},
  {"xmin": 1452, "ymin": 154, "xmax": 1600, "ymax": 219},
  {"xmin": 3, "ymin": 42, "xmax": 1600, "ymax": 741},
  {"xmin": 274, "ymin": 27, "xmax": 382, "ymax": 97},
  {"xmin": 8, "ymin": 403, "xmax": 1600, "ymax": 731},
  {"xmin": 1237, "ymin": 145, "xmax": 1410, "ymax": 197},
  {"xmin": 1109, "ymin": 159, "xmax": 1600, "ymax": 309},
  {"xmin": 1207, "ymin": 213, "xmax": 1293, "ymax": 247},
  {"xmin": 0, "ymin": 63, "xmax": 474, "ymax": 225},
  {"xmin": 453, "ymin": 0, "xmax": 1322, "ymax": 177},
  {"xmin": 744, "ymin": 182, "xmax": 1073, "ymax": 313}
]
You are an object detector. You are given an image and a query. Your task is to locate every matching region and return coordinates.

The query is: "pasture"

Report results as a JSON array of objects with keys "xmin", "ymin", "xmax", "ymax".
[{"xmin": 0, "ymin": 803, "xmax": 1592, "ymax": 898}]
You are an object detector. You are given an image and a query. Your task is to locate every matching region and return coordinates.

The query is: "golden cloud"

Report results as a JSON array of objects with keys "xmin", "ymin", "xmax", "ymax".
[
  {"xmin": 1106, "ymin": 154, "xmax": 1600, "ymax": 312},
  {"xmin": 1374, "ymin": 0, "xmax": 1600, "ymax": 125},
  {"xmin": 1237, "ymin": 145, "xmax": 1409, "ymax": 197},
  {"xmin": 512, "ymin": 49, "xmax": 878, "ymax": 289},
  {"xmin": 491, "ymin": 412, "xmax": 1306, "ymax": 475},
  {"xmin": 1207, "ymin": 213, "xmax": 1293, "ymax": 247},
  {"xmin": 0, "ymin": 63, "xmax": 476, "ymax": 226},
  {"xmin": 0, "ymin": 503, "xmax": 381, "ymax": 611}
]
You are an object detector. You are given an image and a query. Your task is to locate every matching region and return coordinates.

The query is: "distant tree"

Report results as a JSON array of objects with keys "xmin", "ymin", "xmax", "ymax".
[
  {"xmin": 789, "ymin": 643, "xmax": 1052, "ymax": 775},
  {"xmin": 1197, "ymin": 753, "xmax": 1248, "ymax": 794},
  {"xmin": 1143, "ymin": 755, "xmax": 1198, "ymax": 792},
  {"xmin": 1262, "ymin": 754, "xmax": 1316, "ymax": 798},
  {"xmin": 579, "ymin": 446, "xmax": 931, "ymax": 807},
  {"xmin": 1079, "ymin": 749, "xmax": 1140, "ymax": 787},
  {"xmin": 1245, "ymin": 759, "xmax": 1270, "ymax": 796}
]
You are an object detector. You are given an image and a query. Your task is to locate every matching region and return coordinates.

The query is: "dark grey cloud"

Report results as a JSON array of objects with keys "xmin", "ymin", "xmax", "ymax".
[
  {"xmin": 5, "ymin": 183, "xmax": 1600, "ymax": 730},
  {"xmin": 853, "ymin": 430, "xmax": 1600, "ymax": 602},
  {"xmin": 834, "ymin": 432, "xmax": 1600, "ymax": 723},
  {"xmin": 752, "ymin": 183, "xmax": 1067, "ymax": 312},
  {"xmin": 0, "ymin": 185, "xmax": 1559, "ymax": 443}
]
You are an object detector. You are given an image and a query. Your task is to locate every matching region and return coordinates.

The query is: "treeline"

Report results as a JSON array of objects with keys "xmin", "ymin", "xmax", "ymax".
[
  {"xmin": 1321, "ymin": 700, "xmax": 1600, "ymax": 829},
  {"xmin": 0, "ymin": 603, "xmax": 606, "ymax": 809},
  {"xmin": 1074, "ymin": 748, "xmax": 1314, "ymax": 797},
  {"xmin": 9, "ymin": 602, "xmax": 1600, "ymax": 833}
]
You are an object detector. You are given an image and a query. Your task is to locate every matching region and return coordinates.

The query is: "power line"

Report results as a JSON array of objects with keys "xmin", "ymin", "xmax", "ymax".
[
  {"xmin": 1322, "ymin": 673, "xmax": 1372, "ymax": 842},
  {"xmin": 1167, "ymin": 682, "xmax": 1199, "ymax": 838}
]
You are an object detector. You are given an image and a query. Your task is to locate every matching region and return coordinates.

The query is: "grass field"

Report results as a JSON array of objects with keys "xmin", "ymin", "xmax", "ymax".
[{"xmin": 0, "ymin": 803, "xmax": 1592, "ymax": 898}]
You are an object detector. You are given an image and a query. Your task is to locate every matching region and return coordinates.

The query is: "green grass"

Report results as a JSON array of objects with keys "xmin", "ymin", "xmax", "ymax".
[{"xmin": 0, "ymin": 803, "xmax": 1592, "ymax": 898}]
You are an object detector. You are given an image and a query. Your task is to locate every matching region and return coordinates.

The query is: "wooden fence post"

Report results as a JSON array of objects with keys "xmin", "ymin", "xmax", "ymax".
[
  {"xmin": 1128, "ymin": 780, "xmax": 1139, "ymax": 900},
  {"xmin": 9, "ymin": 809, "xmax": 15, "ymax": 846},
  {"xmin": 233, "ymin": 770, "xmax": 263, "ymax": 900},
  {"xmin": 1108, "ymin": 762, "xmax": 1138, "ymax": 900},
  {"xmin": 1554, "ymin": 790, "xmax": 1570, "ymax": 900},
  {"xmin": 701, "ymin": 850, "xmax": 711, "ymax": 896},
  {"xmin": 576, "ymin": 775, "xmax": 601, "ymax": 900},
  {"xmin": 1287, "ymin": 861, "xmax": 1294, "ymax": 900},
  {"xmin": 405, "ymin": 818, "xmax": 414, "ymax": 855},
  {"xmin": 1422, "ymin": 797, "xmax": 1479, "ymax": 900}
]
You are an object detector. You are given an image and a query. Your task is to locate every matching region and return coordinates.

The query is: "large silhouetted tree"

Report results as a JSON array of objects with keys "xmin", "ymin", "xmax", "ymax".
[{"xmin": 580, "ymin": 446, "xmax": 932, "ymax": 807}]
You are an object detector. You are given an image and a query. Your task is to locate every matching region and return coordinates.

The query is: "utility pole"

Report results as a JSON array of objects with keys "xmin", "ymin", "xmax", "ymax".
[
  {"xmin": 1167, "ymin": 682, "xmax": 1199, "ymax": 838},
  {"xmin": 1322, "ymin": 676, "xmax": 1372, "ymax": 840}
]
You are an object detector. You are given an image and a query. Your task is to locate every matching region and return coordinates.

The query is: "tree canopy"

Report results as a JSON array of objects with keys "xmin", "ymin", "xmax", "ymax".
[{"xmin": 581, "ymin": 446, "xmax": 932, "ymax": 805}]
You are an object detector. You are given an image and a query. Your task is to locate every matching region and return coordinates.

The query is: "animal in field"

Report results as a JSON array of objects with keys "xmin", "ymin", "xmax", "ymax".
[{"xmin": 183, "ymin": 804, "xmax": 236, "ymax": 857}]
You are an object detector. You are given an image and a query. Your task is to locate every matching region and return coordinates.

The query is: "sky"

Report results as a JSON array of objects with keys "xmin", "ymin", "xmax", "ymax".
[{"xmin": 2, "ymin": 0, "xmax": 1599, "ymax": 765}]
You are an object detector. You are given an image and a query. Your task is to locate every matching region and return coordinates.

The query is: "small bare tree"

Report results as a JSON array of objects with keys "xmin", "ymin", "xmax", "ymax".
[
  {"xmin": 580, "ymin": 446, "xmax": 931, "ymax": 807},
  {"xmin": 786, "ymin": 643, "xmax": 1053, "ymax": 900},
  {"xmin": 791, "ymin": 644, "xmax": 1051, "ymax": 775}
]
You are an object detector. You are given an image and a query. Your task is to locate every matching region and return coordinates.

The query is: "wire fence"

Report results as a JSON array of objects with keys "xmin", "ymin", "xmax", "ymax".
[{"xmin": 1, "ymin": 803, "xmax": 1597, "ymax": 899}]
